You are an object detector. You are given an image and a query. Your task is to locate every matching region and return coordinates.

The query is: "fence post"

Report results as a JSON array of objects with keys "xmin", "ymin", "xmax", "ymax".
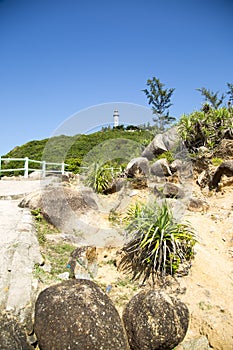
[
  {"xmin": 42, "ymin": 161, "xmax": 46, "ymax": 178},
  {"xmin": 24, "ymin": 157, "xmax": 29, "ymax": 178},
  {"xmin": 61, "ymin": 162, "xmax": 65, "ymax": 175}
]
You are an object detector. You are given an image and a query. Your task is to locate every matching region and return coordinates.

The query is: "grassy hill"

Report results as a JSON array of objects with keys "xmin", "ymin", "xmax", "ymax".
[{"xmin": 2, "ymin": 128, "xmax": 153, "ymax": 174}]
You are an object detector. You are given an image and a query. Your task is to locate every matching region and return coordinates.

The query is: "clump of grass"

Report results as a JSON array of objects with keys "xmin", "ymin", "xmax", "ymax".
[{"xmin": 119, "ymin": 200, "xmax": 197, "ymax": 284}]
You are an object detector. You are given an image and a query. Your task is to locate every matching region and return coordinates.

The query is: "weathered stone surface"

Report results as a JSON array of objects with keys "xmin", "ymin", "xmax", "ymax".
[
  {"xmin": 19, "ymin": 186, "xmax": 98, "ymax": 231},
  {"xmin": 211, "ymin": 160, "xmax": 233, "ymax": 189},
  {"xmin": 142, "ymin": 127, "xmax": 179, "ymax": 160},
  {"xmin": 0, "ymin": 313, "xmax": 33, "ymax": 350},
  {"xmin": 34, "ymin": 279, "xmax": 129, "ymax": 350},
  {"xmin": 176, "ymin": 335, "xmax": 211, "ymax": 350},
  {"xmin": 68, "ymin": 246, "xmax": 98, "ymax": 279},
  {"xmin": 150, "ymin": 158, "xmax": 172, "ymax": 177},
  {"xmin": 214, "ymin": 139, "xmax": 233, "ymax": 158},
  {"xmin": 163, "ymin": 182, "xmax": 185, "ymax": 199},
  {"xmin": 125, "ymin": 157, "xmax": 150, "ymax": 177},
  {"xmin": 188, "ymin": 198, "xmax": 209, "ymax": 212},
  {"xmin": 122, "ymin": 289, "xmax": 189, "ymax": 350}
]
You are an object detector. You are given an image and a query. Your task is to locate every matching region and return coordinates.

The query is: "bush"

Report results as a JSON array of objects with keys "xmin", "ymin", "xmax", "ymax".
[
  {"xmin": 119, "ymin": 201, "xmax": 196, "ymax": 284},
  {"xmin": 178, "ymin": 107, "xmax": 233, "ymax": 151}
]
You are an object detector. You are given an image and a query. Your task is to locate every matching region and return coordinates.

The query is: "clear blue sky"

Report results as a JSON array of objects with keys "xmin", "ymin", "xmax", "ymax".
[{"xmin": 0, "ymin": 0, "xmax": 232, "ymax": 155}]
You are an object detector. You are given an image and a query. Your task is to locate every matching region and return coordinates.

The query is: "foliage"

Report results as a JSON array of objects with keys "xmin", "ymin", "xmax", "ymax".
[
  {"xmin": 156, "ymin": 151, "xmax": 175, "ymax": 163},
  {"xmin": 211, "ymin": 157, "xmax": 223, "ymax": 166},
  {"xmin": 196, "ymin": 87, "xmax": 225, "ymax": 109},
  {"xmin": 226, "ymin": 82, "xmax": 233, "ymax": 104},
  {"xmin": 84, "ymin": 162, "xmax": 122, "ymax": 194},
  {"xmin": 2, "ymin": 129, "xmax": 153, "ymax": 174},
  {"xmin": 142, "ymin": 76, "xmax": 175, "ymax": 130},
  {"xmin": 178, "ymin": 107, "xmax": 233, "ymax": 151},
  {"xmin": 119, "ymin": 201, "xmax": 196, "ymax": 284}
]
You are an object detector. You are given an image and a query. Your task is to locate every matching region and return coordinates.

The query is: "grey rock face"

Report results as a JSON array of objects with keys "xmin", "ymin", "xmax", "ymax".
[
  {"xmin": 150, "ymin": 158, "xmax": 172, "ymax": 177},
  {"xmin": 34, "ymin": 279, "xmax": 129, "ymax": 350},
  {"xmin": 142, "ymin": 127, "xmax": 179, "ymax": 160},
  {"xmin": 163, "ymin": 182, "xmax": 185, "ymax": 199},
  {"xmin": 123, "ymin": 289, "xmax": 189, "ymax": 350},
  {"xmin": 125, "ymin": 157, "xmax": 150, "ymax": 178}
]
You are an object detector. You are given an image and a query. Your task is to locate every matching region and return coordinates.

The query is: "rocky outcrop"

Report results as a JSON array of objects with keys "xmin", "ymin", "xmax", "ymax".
[
  {"xmin": 34, "ymin": 279, "xmax": 129, "ymax": 350},
  {"xmin": 122, "ymin": 289, "xmax": 189, "ymax": 350},
  {"xmin": 142, "ymin": 127, "xmax": 179, "ymax": 160},
  {"xmin": 19, "ymin": 186, "xmax": 98, "ymax": 231},
  {"xmin": 210, "ymin": 160, "xmax": 233, "ymax": 189}
]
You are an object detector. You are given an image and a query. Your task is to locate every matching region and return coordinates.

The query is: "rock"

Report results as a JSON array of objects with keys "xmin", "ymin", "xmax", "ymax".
[
  {"xmin": 211, "ymin": 160, "xmax": 233, "ymax": 189},
  {"xmin": 0, "ymin": 313, "xmax": 33, "ymax": 350},
  {"xmin": 103, "ymin": 178, "xmax": 126, "ymax": 194},
  {"xmin": 19, "ymin": 186, "xmax": 99, "ymax": 232},
  {"xmin": 176, "ymin": 335, "xmax": 211, "ymax": 350},
  {"xmin": 122, "ymin": 289, "xmax": 189, "ymax": 350},
  {"xmin": 150, "ymin": 158, "xmax": 172, "ymax": 177},
  {"xmin": 170, "ymin": 159, "xmax": 183, "ymax": 173},
  {"xmin": 188, "ymin": 198, "xmax": 209, "ymax": 212},
  {"xmin": 163, "ymin": 182, "xmax": 185, "ymax": 199},
  {"xmin": 214, "ymin": 139, "xmax": 233, "ymax": 158},
  {"xmin": 34, "ymin": 279, "xmax": 129, "ymax": 350},
  {"xmin": 68, "ymin": 246, "xmax": 98, "ymax": 279},
  {"xmin": 142, "ymin": 127, "xmax": 179, "ymax": 160},
  {"xmin": 125, "ymin": 157, "xmax": 150, "ymax": 177}
]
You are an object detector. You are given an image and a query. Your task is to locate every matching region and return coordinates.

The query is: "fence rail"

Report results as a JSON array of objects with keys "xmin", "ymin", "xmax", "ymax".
[{"xmin": 0, "ymin": 157, "xmax": 68, "ymax": 178}]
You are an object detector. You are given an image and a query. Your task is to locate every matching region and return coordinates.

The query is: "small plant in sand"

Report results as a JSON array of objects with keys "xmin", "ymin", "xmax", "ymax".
[{"xmin": 119, "ymin": 200, "xmax": 197, "ymax": 284}]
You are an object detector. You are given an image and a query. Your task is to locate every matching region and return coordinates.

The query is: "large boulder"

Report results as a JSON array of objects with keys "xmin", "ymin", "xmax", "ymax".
[
  {"xmin": 34, "ymin": 279, "xmax": 129, "ymax": 350},
  {"xmin": 142, "ymin": 127, "xmax": 179, "ymax": 160},
  {"xmin": 19, "ymin": 186, "xmax": 98, "ymax": 232},
  {"xmin": 162, "ymin": 182, "xmax": 185, "ymax": 199},
  {"xmin": 123, "ymin": 289, "xmax": 189, "ymax": 350},
  {"xmin": 0, "ymin": 313, "xmax": 33, "ymax": 350}
]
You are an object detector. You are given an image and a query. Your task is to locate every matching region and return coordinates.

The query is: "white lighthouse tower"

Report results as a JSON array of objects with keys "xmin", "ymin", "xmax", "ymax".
[{"xmin": 113, "ymin": 109, "xmax": 119, "ymax": 127}]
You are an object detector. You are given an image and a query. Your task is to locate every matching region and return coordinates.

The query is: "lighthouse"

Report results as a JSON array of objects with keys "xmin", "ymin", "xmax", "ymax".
[{"xmin": 113, "ymin": 109, "xmax": 119, "ymax": 127}]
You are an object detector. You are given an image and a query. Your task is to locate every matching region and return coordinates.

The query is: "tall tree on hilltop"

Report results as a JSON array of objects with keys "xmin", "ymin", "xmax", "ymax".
[
  {"xmin": 196, "ymin": 87, "xmax": 225, "ymax": 109},
  {"xmin": 142, "ymin": 77, "xmax": 175, "ymax": 131}
]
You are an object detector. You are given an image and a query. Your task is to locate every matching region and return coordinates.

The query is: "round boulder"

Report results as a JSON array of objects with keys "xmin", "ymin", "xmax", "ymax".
[
  {"xmin": 122, "ymin": 289, "xmax": 189, "ymax": 350},
  {"xmin": 34, "ymin": 279, "xmax": 129, "ymax": 350}
]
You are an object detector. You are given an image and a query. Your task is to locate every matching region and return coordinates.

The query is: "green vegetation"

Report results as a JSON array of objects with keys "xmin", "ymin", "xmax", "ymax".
[
  {"xmin": 178, "ymin": 107, "xmax": 233, "ymax": 151},
  {"xmin": 156, "ymin": 151, "xmax": 175, "ymax": 163},
  {"xmin": 119, "ymin": 201, "xmax": 196, "ymax": 284},
  {"xmin": 2, "ymin": 129, "xmax": 153, "ymax": 175},
  {"xmin": 211, "ymin": 157, "xmax": 223, "ymax": 166},
  {"xmin": 142, "ymin": 76, "xmax": 175, "ymax": 131},
  {"xmin": 84, "ymin": 163, "xmax": 116, "ymax": 194}
]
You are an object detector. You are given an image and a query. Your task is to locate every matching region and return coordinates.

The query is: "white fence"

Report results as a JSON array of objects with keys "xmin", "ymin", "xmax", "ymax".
[{"xmin": 0, "ymin": 157, "xmax": 68, "ymax": 178}]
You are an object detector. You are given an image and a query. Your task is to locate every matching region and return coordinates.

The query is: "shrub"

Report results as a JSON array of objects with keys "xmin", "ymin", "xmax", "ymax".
[
  {"xmin": 178, "ymin": 107, "xmax": 233, "ymax": 151},
  {"xmin": 119, "ymin": 201, "xmax": 196, "ymax": 284}
]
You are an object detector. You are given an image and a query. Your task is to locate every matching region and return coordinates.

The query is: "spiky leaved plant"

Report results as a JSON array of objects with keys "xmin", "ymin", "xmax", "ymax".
[{"xmin": 119, "ymin": 200, "xmax": 196, "ymax": 284}]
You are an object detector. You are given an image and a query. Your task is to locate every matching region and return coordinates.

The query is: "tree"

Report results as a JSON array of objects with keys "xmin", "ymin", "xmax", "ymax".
[
  {"xmin": 226, "ymin": 82, "xmax": 233, "ymax": 104},
  {"xmin": 142, "ymin": 77, "xmax": 175, "ymax": 131},
  {"xmin": 196, "ymin": 87, "xmax": 225, "ymax": 109}
]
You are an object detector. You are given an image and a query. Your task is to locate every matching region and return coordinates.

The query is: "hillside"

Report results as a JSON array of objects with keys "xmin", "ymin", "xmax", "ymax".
[{"xmin": 2, "ymin": 128, "xmax": 153, "ymax": 174}]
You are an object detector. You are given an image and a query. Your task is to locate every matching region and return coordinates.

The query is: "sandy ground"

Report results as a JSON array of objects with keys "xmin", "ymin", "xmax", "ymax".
[{"xmin": 94, "ymin": 183, "xmax": 233, "ymax": 350}]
